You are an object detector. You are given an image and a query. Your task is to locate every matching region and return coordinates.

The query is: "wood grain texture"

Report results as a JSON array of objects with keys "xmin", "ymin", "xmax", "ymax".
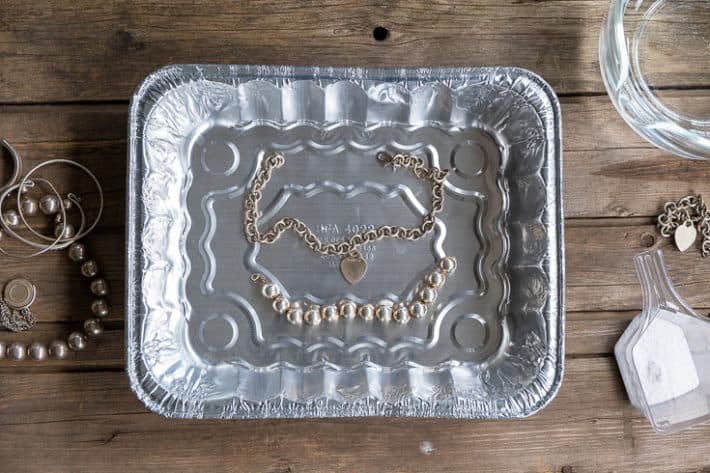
[
  {"xmin": 1, "ymin": 1, "xmax": 710, "ymax": 471},
  {"xmin": 0, "ymin": 359, "xmax": 708, "ymax": 473},
  {"xmin": 0, "ymin": 0, "xmax": 603, "ymax": 102},
  {"xmin": 2, "ymin": 0, "xmax": 707, "ymax": 102}
]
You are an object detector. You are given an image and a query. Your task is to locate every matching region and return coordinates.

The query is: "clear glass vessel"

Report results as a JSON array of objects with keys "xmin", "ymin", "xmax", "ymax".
[
  {"xmin": 600, "ymin": 0, "xmax": 710, "ymax": 160},
  {"xmin": 615, "ymin": 250, "xmax": 710, "ymax": 434}
]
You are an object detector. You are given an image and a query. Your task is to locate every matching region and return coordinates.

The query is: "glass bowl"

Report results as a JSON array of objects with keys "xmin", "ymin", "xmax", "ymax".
[{"xmin": 600, "ymin": 0, "xmax": 710, "ymax": 160}]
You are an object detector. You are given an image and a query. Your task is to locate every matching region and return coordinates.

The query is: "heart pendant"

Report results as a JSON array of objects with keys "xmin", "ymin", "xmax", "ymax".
[
  {"xmin": 340, "ymin": 256, "xmax": 367, "ymax": 285},
  {"xmin": 674, "ymin": 221, "xmax": 697, "ymax": 252}
]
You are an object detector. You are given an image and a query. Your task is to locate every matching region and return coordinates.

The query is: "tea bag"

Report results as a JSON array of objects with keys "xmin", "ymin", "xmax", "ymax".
[{"xmin": 615, "ymin": 250, "xmax": 710, "ymax": 434}]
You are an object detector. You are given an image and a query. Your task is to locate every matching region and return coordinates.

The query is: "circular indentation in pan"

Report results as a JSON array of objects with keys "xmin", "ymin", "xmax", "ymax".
[
  {"xmin": 191, "ymin": 126, "xmax": 241, "ymax": 176},
  {"xmin": 451, "ymin": 141, "xmax": 486, "ymax": 178},
  {"xmin": 452, "ymin": 313, "xmax": 489, "ymax": 352},
  {"xmin": 199, "ymin": 313, "xmax": 239, "ymax": 352}
]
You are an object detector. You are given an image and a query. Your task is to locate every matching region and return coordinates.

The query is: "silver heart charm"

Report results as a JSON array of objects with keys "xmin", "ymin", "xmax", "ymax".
[
  {"xmin": 674, "ymin": 221, "xmax": 697, "ymax": 252},
  {"xmin": 340, "ymin": 255, "xmax": 367, "ymax": 285}
]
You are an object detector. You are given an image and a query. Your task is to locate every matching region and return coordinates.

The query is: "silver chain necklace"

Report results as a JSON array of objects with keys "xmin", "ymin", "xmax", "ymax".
[
  {"xmin": 657, "ymin": 194, "xmax": 710, "ymax": 256},
  {"xmin": 244, "ymin": 151, "xmax": 449, "ymax": 285},
  {"xmin": 243, "ymin": 151, "xmax": 457, "ymax": 326}
]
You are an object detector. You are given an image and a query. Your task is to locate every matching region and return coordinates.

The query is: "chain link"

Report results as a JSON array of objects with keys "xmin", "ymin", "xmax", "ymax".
[
  {"xmin": 657, "ymin": 194, "xmax": 710, "ymax": 257},
  {"xmin": 244, "ymin": 151, "xmax": 449, "ymax": 257}
]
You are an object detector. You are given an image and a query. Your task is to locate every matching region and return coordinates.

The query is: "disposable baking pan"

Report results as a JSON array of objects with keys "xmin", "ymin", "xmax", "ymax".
[{"xmin": 127, "ymin": 65, "xmax": 564, "ymax": 418}]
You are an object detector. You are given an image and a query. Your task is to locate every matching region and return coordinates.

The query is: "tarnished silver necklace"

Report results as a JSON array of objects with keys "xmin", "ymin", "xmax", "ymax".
[
  {"xmin": 658, "ymin": 195, "xmax": 710, "ymax": 256},
  {"xmin": 244, "ymin": 151, "xmax": 449, "ymax": 285},
  {"xmin": 243, "ymin": 151, "xmax": 457, "ymax": 326}
]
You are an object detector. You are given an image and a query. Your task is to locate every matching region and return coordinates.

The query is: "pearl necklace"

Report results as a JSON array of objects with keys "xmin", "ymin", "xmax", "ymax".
[
  {"xmin": 251, "ymin": 255, "xmax": 457, "ymax": 326},
  {"xmin": 0, "ymin": 144, "xmax": 108, "ymax": 361},
  {"xmin": 0, "ymin": 241, "xmax": 110, "ymax": 361}
]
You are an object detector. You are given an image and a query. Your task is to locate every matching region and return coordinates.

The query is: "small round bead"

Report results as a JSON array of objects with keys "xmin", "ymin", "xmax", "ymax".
[
  {"xmin": 261, "ymin": 283, "xmax": 280, "ymax": 300},
  {"xmin": 39, "ymin": 194, "xmax": 60, "ymax": 215},
  {"xmin": 286, "ymin": 304, "xmax": 304, "ymax": 325},
  {"xmin": 393, "ymin": 305, "xmax": 411, "ymax": 324},
  {"xmin": 409, "ymin": 301, "xmax": 427, "ymax": 319},
  {"xmin": 438, "ymin": 256, "xmax": 457, "ymax": 274},
  {"xmin": 338, "ymin": 300, "xmax": 357, "ymax": 320},
  {"xmin": 67, "ymin": 331, "xmax": 87, "ymax": 351},
  {"xmin": 2, "ymin": 209, "xmax": 20, "ymax": 228},
  {"xmin": 0, "ymin": 341, "xmax": 6, "ymax": 359},
  {"xmin": 20, "ymin": 196, "xmax": 39, "ymax": 217},
  {"xmin": 322, "ymin": 304, "xmax": 339, "ymax": 322},
  {"xmin": 272, "ymin": 296, "xmax": 290, "ymax": 315},
  {"xmin": 68, "ymin": 242, "xmax": 86, "ymax": 262},
  {"xmin": 54, "ymin": 222, "xmax": 75, "ymax": 239},
  {"xmin": 7, "ymin": 342, "xmax": 26, "ymax": 360},
  {"xmin": 84, "ymin": 318, "xmax": 104, "ymax": 337},
  {"xmin": 80, "ymin": 260, "xmax": 98, "ymax": 278},
  {"xmin": 304, "ymin": 306, "xmax": 322, "ymax": 326},
  {"xmin": 48, "ymin": 340, "xmax": 69, "ymax": 359},
  {"xmin": 419, "ymin": 286, "xmax": 438, "ymax": 304},
  {"xmin": 91, "ymin": 298, "xmax": 110, "ymax": 318},
  {"xmin": 62, "ymin": 198, "xmax": 73, "ymax": 211},
  {"xmin": 358, "ymin": 304, "xmax": 375, "ymax": 321},
  {"xmin": 28, "ymin": 342, "xmax": 48, "ymax": 361},
  {"xmin": 375, "ymin": 302, "xmax": 393, "ymax": 323},
  {"xmin": 426, "ymin": 271, "xmax": 446, "ymax": 289},
  {"xmin": 54, "ymin": 213, "xmax": 63, "ymax": 224},
  {"xmin": 90, "ymin": 278, "xmax": 109, "ymax": 296}
]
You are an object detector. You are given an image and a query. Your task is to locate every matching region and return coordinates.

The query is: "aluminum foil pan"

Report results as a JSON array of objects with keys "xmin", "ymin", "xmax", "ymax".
[{"xmin": 127, "ymin": 65, "xmax": 564, "ymax": 419}]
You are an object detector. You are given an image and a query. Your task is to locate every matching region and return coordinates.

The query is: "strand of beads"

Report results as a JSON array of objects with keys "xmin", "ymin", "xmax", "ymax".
[
  {"xmin": 251, "ymin": 256, "xmax": 457, "ymax": 326},
  {"xmin": 0, "ymin": 145, "xmax": 107, "ymax": 361},
  {"xmin": 0, "ymin": 240, "xmax": 110, "ymax": 361}
]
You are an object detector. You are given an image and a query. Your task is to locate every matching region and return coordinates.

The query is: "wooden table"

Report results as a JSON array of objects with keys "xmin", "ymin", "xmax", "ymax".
[{"xmin": 1, "ymin": 1, "xmax": 708, "ymax": 472}]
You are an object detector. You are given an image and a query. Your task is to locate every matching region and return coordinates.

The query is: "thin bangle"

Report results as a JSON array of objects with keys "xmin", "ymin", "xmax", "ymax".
[
  {"xmin": 17, "ymin": 159, "xmax": 104, "ymax": 241},
  {"xmin": 16, "ymin": 181, "xmax": 86, "ymax": 245},
  {"xmin": 0, "ymin": 180, "xmax": 70, "ymax": 258}
]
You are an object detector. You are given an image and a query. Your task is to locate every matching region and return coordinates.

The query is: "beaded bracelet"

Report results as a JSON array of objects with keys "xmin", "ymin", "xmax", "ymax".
[{"xmin": 251, "ymin": 255, "xmax": 457, "ymax": 325}]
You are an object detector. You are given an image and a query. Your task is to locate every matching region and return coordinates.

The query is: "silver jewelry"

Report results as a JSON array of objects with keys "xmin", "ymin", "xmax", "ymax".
[
  {"xmin": 244, "ymin": 151, "xmax": 449, "ymax": 285},
  {"xmin": 0, "ymin": 147, "xmax": 109, "ymax": 360},
  {"xmin": 0, "ymin": 240, "xmax": 110, "ymax": 359},
  {"xmin": 0, "ymin": 279, "xmax": 38, "ymax": 332},
  {"xmin": 4, "ymin": 278, "xmax": 36, "ymax": 309},
  {"xmin": 0, "ymin": 157, "xmax": 102, "ymax": 259},
  {"xmin": 0, "ymin": 179, "xmax": 74, "ymax": 258},
  {"xmin": 246, "ymin": 150, "xmax": 457, "ymax": 325},
  {"xmin": 658, "ymin": 195, "xmax": 710, "ymax": 256},
  {"xmin": 0, "ymin": 300, "xmax": 35, "ymax": 332},
  {"xmin": 251, "ymin": 255, "xmax": 456, "ymax": 325}
]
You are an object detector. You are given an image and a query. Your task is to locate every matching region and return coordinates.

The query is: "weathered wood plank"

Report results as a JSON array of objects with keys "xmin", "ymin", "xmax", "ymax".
[
  {"xmin": 0, "ymin": 0, "xmax": 602, "ymax": 101},
  {"xmin": 0, "ymin": 358, "xmax": 707, "ymax": 473},
  {"xmin": 0, "ymin": 230, "xmax": 123, "ymax": 322},
  {"xmin": 1, "ymin": 0, "xmax": 708, "ymax": 102},
  {"xmin": 0, "ymin": 323, "xmax": 123, "ymax": 370},
  {"xmin": 566, "ymin": 224, "xmax": 710, "ymax": 312}
]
